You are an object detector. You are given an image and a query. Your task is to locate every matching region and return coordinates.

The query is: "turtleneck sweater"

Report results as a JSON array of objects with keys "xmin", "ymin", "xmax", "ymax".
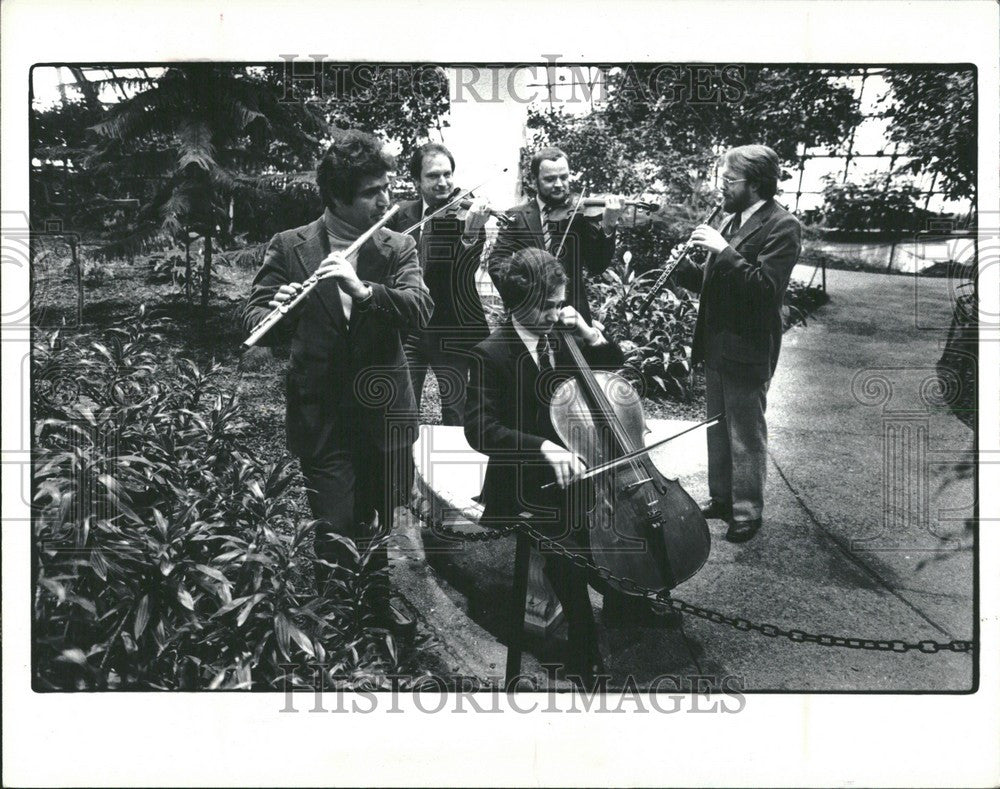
[{"xmin": 322, "ymin": 208, "xmax": 365, "ymax": 322}]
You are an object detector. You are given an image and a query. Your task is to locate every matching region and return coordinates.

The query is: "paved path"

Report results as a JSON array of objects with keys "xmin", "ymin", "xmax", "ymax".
[{"xmin": 394, "ymin": 267, "xmax": 975, "ymax": 690}]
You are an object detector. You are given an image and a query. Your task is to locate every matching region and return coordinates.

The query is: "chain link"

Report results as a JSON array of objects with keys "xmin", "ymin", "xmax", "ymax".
[
  {"xmin": 410, "ymin": 506, "xmax": 975, "ymax": 656},
  {"xmin": 407, "ymin": 503, "xmax": 514, "ymax": 543}
]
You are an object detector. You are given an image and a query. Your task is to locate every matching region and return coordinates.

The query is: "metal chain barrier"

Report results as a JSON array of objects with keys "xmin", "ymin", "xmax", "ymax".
[
  {"xmin": 410, "ymin": 505, "xmax": 975, "ymax": 655},
  {"xmin": 407, "ymin": 503, "xmax": 514, "ymax": 542}
]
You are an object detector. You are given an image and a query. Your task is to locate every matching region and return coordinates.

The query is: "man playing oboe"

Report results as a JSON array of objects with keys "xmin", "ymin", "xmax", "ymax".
[{"xmin": 670, "ymin": 144, "xmax": 801, "ymax": 544}]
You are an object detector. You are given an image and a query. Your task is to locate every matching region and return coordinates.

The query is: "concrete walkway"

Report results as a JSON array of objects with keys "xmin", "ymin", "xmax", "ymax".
[{"xmin": 392, "ymin": 266, "xmax": 975, "ymax": 691}]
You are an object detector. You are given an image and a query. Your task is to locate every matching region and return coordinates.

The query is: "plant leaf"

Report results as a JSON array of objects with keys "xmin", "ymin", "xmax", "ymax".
[
  {"xmin": 177, "ymin": 586, "xmax": 196, "ymax": 611},
  {"xmin": 133, "ymin": 594, "xmax": 150, "ymax": 638}
]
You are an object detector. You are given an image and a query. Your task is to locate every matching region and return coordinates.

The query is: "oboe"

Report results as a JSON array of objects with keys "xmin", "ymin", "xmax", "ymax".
[
  {"xmin": 636, "ymin": 204, "xmax": 721, "ymax": 317},
  {"xmin": 243, "ymin": 204, "xmax": 399, "ymax": 347}
]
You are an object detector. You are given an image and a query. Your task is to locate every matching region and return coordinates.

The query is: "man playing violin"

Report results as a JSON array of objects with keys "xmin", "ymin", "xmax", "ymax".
[
  {"xmin": 465, "ymin": 247, "xmax": 624, "ymax": 687},
  {"xmin": 242, "ymin": 130, "xmax": 433, "ymax": 637},
  {"xmin": 488, "ymin": 146, "xmax": 624, "ymax": 326},
  {"xmin": 670, "ymin": 144, "xmax": 802, "ymax": 544},
  {"xmin": 391, "ymin": 142, "xmax": 494, "ymax": 425}
]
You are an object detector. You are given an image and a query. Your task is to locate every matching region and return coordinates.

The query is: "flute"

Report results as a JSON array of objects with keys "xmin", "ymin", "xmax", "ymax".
[
  {"xmin": 243, "ymin": 204, "xmax": 399, "ymax": 347},
  {"xmin": 636, "ymin": 204, "xmax": 721, "ymax": 317}
]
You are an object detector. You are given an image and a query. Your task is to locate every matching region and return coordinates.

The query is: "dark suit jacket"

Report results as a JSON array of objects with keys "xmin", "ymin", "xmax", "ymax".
[
  {"xmin": 390, "ymin": 199, "xmax": 489, "ymax": 348},
  {"xmin": 677, "ymin": 199, "xmax": 802, "ymax": 381},
  {"xmin": 464, "ymin": 320, "xmax": 624, "ymax": 532},
  {"xmin": 487, "ymin": 200, "xmax": 616, "ymax": 325},
  {"xmin": 242, "ymin": 216, "xmax": 433, "ymax": 457}
]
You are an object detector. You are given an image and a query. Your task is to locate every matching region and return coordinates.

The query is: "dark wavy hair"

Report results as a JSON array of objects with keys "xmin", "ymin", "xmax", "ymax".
[
  {"xmin": 724, "ymin": 144, "xmax": 781, "ymax": 199},
  {"xmin": 492, "ymin": 247, "xmax": 567, "ymax": 315},
  {"xmin": 408, "ymin": 142, "xmax": 455, "ymax": 182},
  {"xmin": 316, "ymin": 130, "xmax": 395, "ymax": 209}
]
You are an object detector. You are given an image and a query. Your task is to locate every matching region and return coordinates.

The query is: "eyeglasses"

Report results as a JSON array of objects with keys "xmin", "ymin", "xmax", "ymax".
[{"xmin": 722, "ymin": 177, "xmax": 747, "ymax": 186}]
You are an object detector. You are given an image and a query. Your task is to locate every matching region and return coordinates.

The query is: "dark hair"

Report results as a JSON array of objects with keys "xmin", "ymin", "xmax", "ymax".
[
  {"xmin": 724, "ymin": 144, "xmax": 781, "ymax": 199},
  {"xmin": 316, "ymin": 130, "xmax": 395, "ymax": 209},
  {"xmin": 409, "ymin": 142, "xmax": 455, "ymax": 182},
  {"xmin": 529, "ymin": 146, "xmax": 569, "ymax": 180},
  {"xmin": 493, "ymin": 247, "xmax": 567, "ymax": 315}
]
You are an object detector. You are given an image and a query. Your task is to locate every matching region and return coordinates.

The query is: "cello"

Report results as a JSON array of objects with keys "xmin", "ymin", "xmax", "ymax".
[{"xmin": 545, "ymin": 327, "xmax": 711, "ymax": 592}]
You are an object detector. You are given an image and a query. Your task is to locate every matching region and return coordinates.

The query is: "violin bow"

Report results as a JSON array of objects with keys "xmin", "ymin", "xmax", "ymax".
[
  {"xmin": 552, "ymin": 192, "xmax": 641, "ymax": 256},
  {"xmin": 399, "ymin": 168, "xmax": 509, "ymax": 237},
  {"xmin": 541, "ymin": 413, "xmax": 723, "ymax": 490},
  {"xmin": 552, "ymin": 190, "xmax": 588, "ymax": 259}
]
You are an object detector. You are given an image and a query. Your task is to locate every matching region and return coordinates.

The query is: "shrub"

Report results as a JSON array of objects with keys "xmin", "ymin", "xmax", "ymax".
[
  {"xmin": 589, "ymin": 251, "xmax": 700, "ymax": 400},
  {"xmin": 33, "ymin": 308, "xmax": 400, "ymax": 690},
  {"xmin": 148, "ymin": 251, "xmax": 188, "ymax": 286},
  {"xmin": 82, "ymin": 260, "xmax": 108, "ymax": 287},
  {"xmin": 819, "ymin": 174, "xmax": 924, "ymax": 234},
  {"xmin": 783, "ymin": 280, "xmax": 830, "ymax": 329}
]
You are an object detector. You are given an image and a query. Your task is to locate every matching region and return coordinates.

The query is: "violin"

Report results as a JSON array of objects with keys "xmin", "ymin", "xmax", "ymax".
[
  {"xmin": 439, "ymin": 195, "xmax": 514, "ymax": 229},
  {"xmin": 401, "ymin": 186, "xmax": 513, "ymax": 237},
  {"xmin": 547, "ymin": 327, "xmax": 711, "ymax": 593},
  {"xmin": 542, "ymin": 195, "xmax": 662, "ymax": 224}
]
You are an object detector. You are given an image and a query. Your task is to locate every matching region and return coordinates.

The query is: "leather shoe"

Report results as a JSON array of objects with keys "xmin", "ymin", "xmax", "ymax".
[
  {"xmin": 726, "ymin": 518, "xmax": 762, "ymax": 544},
  {"xmin": 700, "ymin": 499, "xmax": 733, "ymax": 520},
  {"xmin": 602, "ymin": 593, "xmax": 682, "ymax": 629}
]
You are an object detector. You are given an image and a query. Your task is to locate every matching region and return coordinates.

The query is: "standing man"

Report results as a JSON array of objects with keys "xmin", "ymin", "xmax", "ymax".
[
  {"xmin": 242, "ymin": 130, "xmax": 433, "ymax": 634},
  {"xmin": 392, "ymin": 142, "xmax": 493, "ymax": 424},
  {"xmin": 671, "ymin": 144, "xmax": 802, "ymax": 543},
  {"xmin": 465, "ymin": 247, "xmax": 624, "ymax": 687},
  {"xmin": 488, "ymin": 146, "xmax": 623, "ymax": 326}
]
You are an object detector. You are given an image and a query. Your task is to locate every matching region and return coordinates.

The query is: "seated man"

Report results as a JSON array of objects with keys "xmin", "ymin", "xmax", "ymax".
[{"xmin": 464, "ymin": 247, "xmax": 624, "ymax": 685}]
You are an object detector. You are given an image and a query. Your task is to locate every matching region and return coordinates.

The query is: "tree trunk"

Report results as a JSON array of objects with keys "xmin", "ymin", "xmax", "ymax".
[
  {"xmin": 184, "ymin": 235, "xmax": 192, "ymax": 305},
  {"xmin": 201, "ymin": 234, "xmax": 212, "ymax": 311}
]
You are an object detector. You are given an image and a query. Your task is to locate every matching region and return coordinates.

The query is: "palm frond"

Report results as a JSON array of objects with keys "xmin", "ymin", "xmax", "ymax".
[
  {"xmin": 92, "ymin": 219, "xmax": 168, "ymax": 261},
  {"xmin": 220, "ymin": 242, "xmax": 268, "ymax": 269},
  {"xmin": 90, "ymin": 77, "xmax": 191, "ymax": 141},
  {"xmin": 176, "ymin": 119, "xmax": 217, "ymax": 174}
]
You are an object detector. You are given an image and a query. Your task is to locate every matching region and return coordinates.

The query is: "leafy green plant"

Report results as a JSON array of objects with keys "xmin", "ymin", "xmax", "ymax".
[
  {"xmin": 148, "ymin": 251, "xmax": 187, "ymax": 286},
  {"xmin": 783, "ymin": 280, "xmax": 830, "ymax": 330},
  {"xmin": 881, "ymin": 69, "xmax": 975, "ymax": 203},
  {"xmin": 590, "ymin": 251, "xmax": 700, "ymax": 400},
  {"xmin": 819, "ymin": 174, "xmax": 924, "ymax": 234},
  {"xmin": 523, "ymin": 66, "xmax": 862, "ymax": 203},
  {"xmin": 82, "ymin": 260, "xmax": 108, "ymax": 287},
  {"xmin": 33, "ymin": 308, "xmax": 401, "ymax": 690}
]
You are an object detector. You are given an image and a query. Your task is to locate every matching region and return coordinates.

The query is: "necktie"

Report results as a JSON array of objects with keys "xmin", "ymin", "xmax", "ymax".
[
  {"xmin": 538, "ymin": 334, "xmax": 554, "ymax": 374},
  {"xmin": 540, "ymin": 208, "xmax": 554, "ymax": 254},
  {"xmin": 726, "ymin": 212, "xmax": 742, "ymax": 240},
  {"xmin": 417, "ymin": 205, "xmax": 433, "ymax": 243}
]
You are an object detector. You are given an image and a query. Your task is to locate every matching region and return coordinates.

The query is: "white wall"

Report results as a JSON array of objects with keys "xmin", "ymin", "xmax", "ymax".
[{"xmin": 439, "ymin": 67, "xmax": 531, "ymax": 210}]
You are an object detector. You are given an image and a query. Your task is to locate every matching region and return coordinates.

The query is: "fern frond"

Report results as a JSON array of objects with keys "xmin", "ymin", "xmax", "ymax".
[
  {"xmin": 220, "ymin": 242, "xmax": 268, "ymax": 269},
  {"xmin": 92, "ymin": 219, "xmax": 168, "ymax": 261}
]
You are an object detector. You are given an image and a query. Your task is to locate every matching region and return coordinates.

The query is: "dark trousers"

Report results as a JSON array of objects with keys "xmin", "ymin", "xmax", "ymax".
[
  {"xmin": 705, "ymin": 365, "xmax": 770, "ymax": 522},
  {"xmin": 522, "ymin": 499, "xmax": 600, "ymax": 664},
  {"xmin": 404, "ymin": 329, "xmax": 473, "ymax": 426},
  {"xmin": 541, "ymin": 550, "xmax": 599, "ymax": 662},
  {"xmin": 299, "ymin": 419, "xmax": 413, "ymax": 587}
]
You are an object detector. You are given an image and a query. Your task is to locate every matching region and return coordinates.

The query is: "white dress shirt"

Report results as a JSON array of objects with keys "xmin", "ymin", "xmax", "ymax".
[
  {"xmin": 512, "ymin": 319, "xmax": 553, "ymax": 368},
  {"xmin": 732, "ymin": 198, "xmax": 766, "ymax": 232}
]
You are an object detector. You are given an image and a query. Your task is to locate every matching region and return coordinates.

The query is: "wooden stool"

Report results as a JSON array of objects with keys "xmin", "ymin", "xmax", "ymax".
[{"xmin": 410, "ymin": 426, "xmax": 565, "ymax": 646}]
